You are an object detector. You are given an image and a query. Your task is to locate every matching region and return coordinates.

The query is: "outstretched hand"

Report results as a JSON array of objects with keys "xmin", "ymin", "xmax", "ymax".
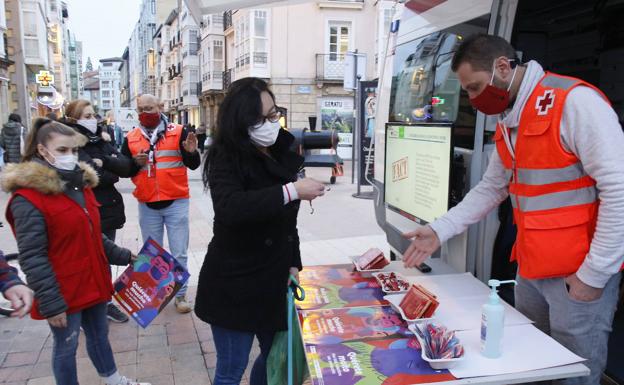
[
  {"xmin": 401, "ymin": 225, "xmax": 441, "ymax": 268},
  {"xmin": 183, "ymin": 132, "xmax": 198, "ymax": 153}
]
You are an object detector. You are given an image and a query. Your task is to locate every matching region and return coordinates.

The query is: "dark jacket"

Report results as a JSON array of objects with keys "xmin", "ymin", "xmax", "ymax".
[
  {"xmin": 63, "ymin": 120, "xmax": 135, "ymax": 232},
  {"xmin": 0, "ymin": 250, "xmax": 24, "ymax": 294},
  {"xmin": 1, "ymin": 160, "xmax": 132, "ymax": 318},
  {"xmin": 194, "ymin": 130, "xmax": 304, "ymax": 333},
  {"xmin": 0, "ymin": 121, "xmax": 26, "ymax": 163}
]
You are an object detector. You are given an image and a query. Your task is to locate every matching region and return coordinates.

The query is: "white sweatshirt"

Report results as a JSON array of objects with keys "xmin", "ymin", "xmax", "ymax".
[{"xmin": 429, "ymin": 60, "xmax": 624, "ymax": 288}]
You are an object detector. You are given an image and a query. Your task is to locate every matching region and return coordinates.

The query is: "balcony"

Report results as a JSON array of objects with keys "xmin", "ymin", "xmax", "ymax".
[
  {"xmin": 223, "ymin": 11, "xmax": 233, "ymax": 32},
  {"xmin": 223, "ymin": 68, "xmax": 233, "ymax": 90},
  {"xmin": 253, "ymin": 52, "xmax": 268, "ymax": 65},
  {"xmin": 201, "ymin": 71, "xmax": 224, "ymax": 92},
  {"xmin": 235, "ymin": 53, "xmax": 250, "ymax": 69},
  {"xmin": 316, "ymin": 53, "xmax": 347, "ymax": 82},
  {"xmin": 168, "ymin": 63, "xmax": 183, "ymax": 80}
]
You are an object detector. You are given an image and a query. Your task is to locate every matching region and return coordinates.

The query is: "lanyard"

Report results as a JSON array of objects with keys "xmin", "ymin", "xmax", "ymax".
[
  {"xmin": 140, "ymin": 125, "xmax": 162, "ymax": 177},
  {"xmin": 500, "ymin": 122, "xmax": 516, "ymax": 161}
]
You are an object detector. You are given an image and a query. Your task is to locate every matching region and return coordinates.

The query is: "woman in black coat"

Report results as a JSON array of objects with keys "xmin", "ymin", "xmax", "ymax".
[
  {"xmin": 195, "ymin": 78, "xmax": 325, "ymax": 385},
  {"xmin": 62, "ymin": 99, "xmax": 137, "ymax": 323},
  {"xmin": 62, "ymin": 100, "xmax": 135, "ymax": 240}
]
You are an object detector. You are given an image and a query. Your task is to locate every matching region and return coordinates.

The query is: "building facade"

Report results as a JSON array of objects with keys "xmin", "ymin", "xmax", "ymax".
[
  {"xmin": 4, "ymin": 0, "xmax": 83, "ymax": 124},
  {"xmin": 99, "ymin": 58, "xmax": 123, "ymax": 116},
  {"xmin": 120, "ymin": 47, "xmax": 131, "ymax": 107},
  {"xmin": 199, "ymin": 1, "xmax": 381, "ymax": 158},
  {"xmin": 127, "ymin": 0, "xmax": 177, "ymax": 108},
  {"xmin": 5, "ymin": 0, "xmax": 53, "ymax": 123},
  {"xmin": 75, "ymin": 40, "xmax": 83, "ymax": 97},
  {"xmin": 155, "ymin": 1, "xmax": 201, "ymax": 125},
  {"xmin": 67, "ymin": 32, "xmax": 83, "ymax": 100},
  {"xmin": 46, "ymin": 0, "xmax": 71, "ymax": 103},
  {"xmin": 198, "ymin": 13, "xmax": 225, "ymax": 131},
  {"xmin": 82, "ymin": 70, "xmax": 100, "ymax": 112},
  {"xmin": 0, "ymin": 0, "xmax": 12, "ymax": 124}
]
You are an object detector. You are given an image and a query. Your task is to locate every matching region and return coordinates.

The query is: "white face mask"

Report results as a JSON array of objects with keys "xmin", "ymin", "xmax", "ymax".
[
  {"xmin": 45, "ymin": 149, "xmax": 79, "ymax": 171},
  {"xmin": 249, "ymin": 120, "xmax": 281, "ymax": 147},
  {"xmin": 77, "ymin": 118, "xmax": 98, "ymax": 134}
]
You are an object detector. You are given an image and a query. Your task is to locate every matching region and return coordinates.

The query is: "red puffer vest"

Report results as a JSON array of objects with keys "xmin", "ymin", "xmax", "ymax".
[{"xmin": 6, "ymin": 186, "xmax": 114, "ymax": 319}]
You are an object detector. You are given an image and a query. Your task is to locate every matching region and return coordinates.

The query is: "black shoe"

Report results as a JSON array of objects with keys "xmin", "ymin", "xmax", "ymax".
[{"xmin": 107, "ymin": 303, "xmax": 129, "ymax": 323}]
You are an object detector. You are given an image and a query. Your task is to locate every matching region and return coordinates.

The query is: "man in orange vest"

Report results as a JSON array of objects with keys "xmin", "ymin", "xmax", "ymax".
[
  {"xmin": 402, "ymin": 34, "xmax": 624, "ymax": 384},
  {"xmin": 121, "ymin": 94, "xmax": 200, "ymax": 314}
]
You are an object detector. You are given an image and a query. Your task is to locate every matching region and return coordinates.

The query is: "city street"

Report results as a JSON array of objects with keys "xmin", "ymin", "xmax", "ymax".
[{"xmin": 0, "ymin": 161, "xmax": 390, "ymax": 385}]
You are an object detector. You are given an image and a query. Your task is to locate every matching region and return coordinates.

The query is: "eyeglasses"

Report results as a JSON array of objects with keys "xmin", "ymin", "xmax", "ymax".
[{"xmin": 262, "ymin": 107, "xmax": 282, "ymax": 124}]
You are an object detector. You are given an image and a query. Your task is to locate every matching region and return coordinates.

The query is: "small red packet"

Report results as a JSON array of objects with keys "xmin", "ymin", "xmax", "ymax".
[
  {"xmin": 354, "ymin": 248, "xmax": 390, "ymax": 270},
  {"xmin": 399, "ymin": 284, "xmax": 439, "ymax": 319}
]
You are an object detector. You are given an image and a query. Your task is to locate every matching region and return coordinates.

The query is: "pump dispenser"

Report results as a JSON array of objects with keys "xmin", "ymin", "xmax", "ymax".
[{"xmin": 481, "ymin": 279, "xmax": 517, "ymax": 358}]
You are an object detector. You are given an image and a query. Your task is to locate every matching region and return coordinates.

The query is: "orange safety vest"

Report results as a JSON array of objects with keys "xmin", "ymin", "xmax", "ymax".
[
  {"xmin": 127, "ymin": 123, "xmax": 190, "ymax": 203},
  {"xmin": 494, "ymin": 72, "xmax": 618, "ymax": 279}
]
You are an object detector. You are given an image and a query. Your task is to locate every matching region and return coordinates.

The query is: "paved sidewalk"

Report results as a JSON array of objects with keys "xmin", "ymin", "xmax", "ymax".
[{"xmin": 0, "ymin": 161, "xmax": 389, "ymax": 384}]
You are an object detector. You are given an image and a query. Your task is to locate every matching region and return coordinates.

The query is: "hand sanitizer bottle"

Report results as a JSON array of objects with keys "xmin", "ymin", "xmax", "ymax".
[{"xmin": 481, "ymin": 279, "xmax": 516, "ymax": 358}]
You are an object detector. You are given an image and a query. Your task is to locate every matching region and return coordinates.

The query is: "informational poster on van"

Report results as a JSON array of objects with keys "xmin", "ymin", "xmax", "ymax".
[
  {"xmin": 319, "ymin": 98, "xmax": 354, "ymax": 160},
  {"xmin": 384, "ymin": 124, "xmax": 452, "ymax": 224},
  {"xmin": 113, "ymin": 238, "xmax": 190, "ymax": 328}
]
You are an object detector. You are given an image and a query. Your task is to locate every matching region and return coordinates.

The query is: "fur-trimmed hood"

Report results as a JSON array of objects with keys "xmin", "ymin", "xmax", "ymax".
[{"xmin": 1, "ymin": 160, "xmax": 99, "ymax": 194}]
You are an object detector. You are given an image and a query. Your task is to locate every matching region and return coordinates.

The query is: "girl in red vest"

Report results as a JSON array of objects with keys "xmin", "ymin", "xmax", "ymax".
[{"xmin": 1, "ymin": 119, "xmax": 150, "ymax": 385}]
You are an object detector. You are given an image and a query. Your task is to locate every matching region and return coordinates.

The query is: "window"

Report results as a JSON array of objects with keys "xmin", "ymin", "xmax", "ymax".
[
  {"xmin": 102, "ymin": 90, "xmax": 111, "ymax": 98},
  {"xmin": 254, "ymin": 11, "xmax": 267, "ymax": 37},
  {"xmin": 189, "ymin": 69, "xmax": 199, "ymax": 83},
  {"xmin": 101, "ymin": 80, "xmax": 110, "ymax": 88},
  {"xmin": 189, "ymin": 30, "xmax": 199, "ymax": 55},
  {"xmin": 235, "ymin": 14, "xmax": 254, "ymax": 70},
  {"xmin": 212, "ymin": 13, "xmax": 223, "ymax": 30},
  {"xmin": 24, "ymin": 38, "xmax": 39, "ymax": 58},
  {"xmin": 213, "ymin": 40, "xmax": 223, "ymax": 60},
  {"xmin": 328, "ymin": 21, "xmax": 351, "ymax": 61},
  {"xmin": 23, "ymin": 10, "xmax": 38, "ymax": 37},
  {"xmin": 383, "ymin": 9, "xmax": 393, "ymax": 35},
  {"xmin": 389, "ymin": 15, "xmax": 490, "ymax": 148},
  {"xmin": 252, "ymin": 11, "xmax": 268, "ymax": 67},
  {"xmin": 50, "ymin": 1, "xmax": 57, "ymax": 12},
  {"xmin": 104, "ymin": 62, "xmax": 113, "ymax": 67}
]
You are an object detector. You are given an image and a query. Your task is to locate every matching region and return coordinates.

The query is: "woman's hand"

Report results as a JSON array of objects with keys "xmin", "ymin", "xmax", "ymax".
[
  {"xmin": 288, "ymin": 267, "xmax": 300, "ymax": 285},
  {"xmin": 3, "ymin": 284, "xmax": 34, "ymax": 318},
  {"xmin": 134, "ymin": 149, "xmax": 149, "ymax": 167},
  {"xmin": 47, "ymin": 312, "xmax": 67, "ymax": 328},
  {"xmin": 294, "ymin": 178, "xmax": 325, "ymax": 201},
  {"xmin": 92, "ymin": 158, "xmax": 103, "ymax": 168}
]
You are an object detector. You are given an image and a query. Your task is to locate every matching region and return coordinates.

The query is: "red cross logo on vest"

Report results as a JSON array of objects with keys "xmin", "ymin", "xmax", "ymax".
[{"xmin": 535, "ymin": 89, "xmax": 555, "ymax": 116}]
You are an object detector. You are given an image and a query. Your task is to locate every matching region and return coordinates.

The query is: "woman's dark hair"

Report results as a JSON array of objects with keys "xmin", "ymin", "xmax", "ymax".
[
  {"xmin": 22, "ymin": 118, "xmax": 77, "ymax": 161},
  {"xmin": 202, "ymin": 77, "xmax": 276, "ymax": 189}
]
